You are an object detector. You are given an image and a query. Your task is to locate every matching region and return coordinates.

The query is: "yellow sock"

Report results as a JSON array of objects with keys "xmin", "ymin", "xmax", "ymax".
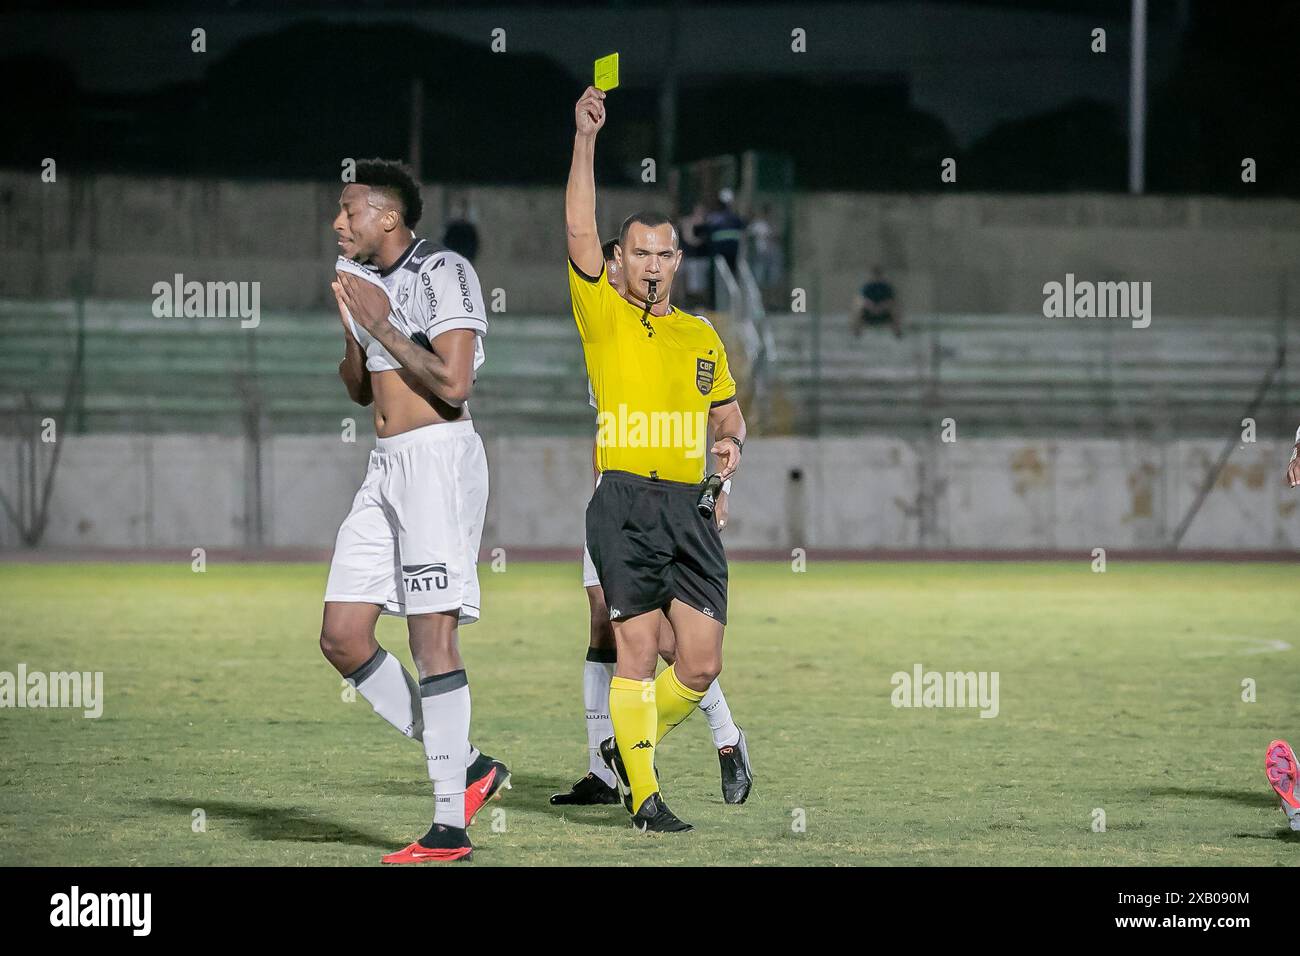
[
  {"xmin": 655, "ymin": 665, "xmax": 705, "ymax": 744},
  {"xmin": 609, "ymin": 676, "xmax": 659, "ymax": 811}
]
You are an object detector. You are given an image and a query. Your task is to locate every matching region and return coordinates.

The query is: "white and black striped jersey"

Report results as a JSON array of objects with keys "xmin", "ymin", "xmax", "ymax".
[{"xmin": 336, "ymin": 236, "xmax": 486, "ymax": 374}]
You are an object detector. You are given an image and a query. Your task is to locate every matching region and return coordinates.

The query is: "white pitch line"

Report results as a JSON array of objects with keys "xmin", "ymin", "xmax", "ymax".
[{"xmin": 1185, "ymin": 637, "xmax": 1292, "ymax": 659}]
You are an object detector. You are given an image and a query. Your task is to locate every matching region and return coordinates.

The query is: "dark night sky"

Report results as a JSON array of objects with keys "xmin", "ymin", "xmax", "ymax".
[
  {"xmin": 4, "ymin": 0, "xmax": 1296, "ymax": 193},
  {"xmin": 3, "ymin": 1, "xmax": 1174, "ymax": 145}
]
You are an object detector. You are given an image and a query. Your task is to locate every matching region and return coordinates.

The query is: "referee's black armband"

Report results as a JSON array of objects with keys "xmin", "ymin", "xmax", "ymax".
[{"xmin": 568, "ymin": 257, "xmax": 604, "ymax": 284}]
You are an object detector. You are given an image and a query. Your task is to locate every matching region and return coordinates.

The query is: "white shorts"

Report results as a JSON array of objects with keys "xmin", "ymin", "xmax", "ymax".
[
  {"xmin": 325, "ymin": 420, "xmax": 488, "ymax": 623},
  {"xmin": 582, "ymin": 541, "xmax": 601, "ymax": 589},
  {"xmin": 581, "ymin": 473, "xmax": 603, "ymax": 589}
]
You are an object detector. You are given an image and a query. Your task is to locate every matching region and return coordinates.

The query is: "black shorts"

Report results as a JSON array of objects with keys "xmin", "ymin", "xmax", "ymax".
[{"xmin": 585, "ymin": 470, "xmax": 728, "ymax": 625}]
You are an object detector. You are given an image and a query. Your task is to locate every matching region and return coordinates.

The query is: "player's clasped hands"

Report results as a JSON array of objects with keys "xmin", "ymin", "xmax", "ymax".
[
  {"xmin": 332, "ymin": 272, "xmax": 392, "ymax": 334},
  {"xmin": 575, "ymin": 86, "xmax": 606, "ymax": 135}
]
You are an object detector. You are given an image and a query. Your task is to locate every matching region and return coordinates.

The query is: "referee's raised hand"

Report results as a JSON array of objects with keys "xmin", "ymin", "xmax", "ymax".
[{"xmin": 575, "ymin": 86, "xmax": 606, "ymax": 136}]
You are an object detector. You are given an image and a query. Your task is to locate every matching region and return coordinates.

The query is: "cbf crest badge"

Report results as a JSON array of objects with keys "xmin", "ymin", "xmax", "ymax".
[{"xmin": 695, "ymin": 358, "xmax": 716, "ymax": 395}]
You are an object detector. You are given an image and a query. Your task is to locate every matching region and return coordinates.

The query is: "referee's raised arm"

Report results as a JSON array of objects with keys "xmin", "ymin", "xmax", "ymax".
[{"xmin": 566, "ymin": 87, "xmax": 607, "ymax": 277}]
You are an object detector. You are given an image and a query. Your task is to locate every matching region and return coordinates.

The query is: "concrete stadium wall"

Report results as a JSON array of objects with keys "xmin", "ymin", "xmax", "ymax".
[
  {"xmin": 794, "ymin": 193, "xmax": 1300, "ymax": 320},
  {"xmin": 0, "ymin": 174, "xmax": 671, "ymax": 314},
  {"xmin": 2, "ymin": 433, "xmax": 1296, "ymax": 553},
  {"xmin": 3, "ymin": 171, "xmax": 1298, "ymax": 317}
]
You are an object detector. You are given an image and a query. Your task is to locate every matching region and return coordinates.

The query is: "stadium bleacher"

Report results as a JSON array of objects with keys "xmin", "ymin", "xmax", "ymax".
[
  {"xmin": 0, "ymin": 300, "xmax": 593, "ymax": 436},
  {"xmin": 767, "ymin": 311, "xmax": 1300, "ymax": 437},
  {"xmin": 2, "ymin": 298, "xmax": 1298, "ymax": 438}
]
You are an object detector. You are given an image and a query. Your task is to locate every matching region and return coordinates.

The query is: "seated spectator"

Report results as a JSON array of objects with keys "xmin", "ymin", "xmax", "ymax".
[{"xmin": 853, "ymin": 265, "xmax": 902, "ymax": 339}]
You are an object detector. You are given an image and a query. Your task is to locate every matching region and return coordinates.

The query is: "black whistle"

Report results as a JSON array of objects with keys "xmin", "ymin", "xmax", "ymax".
[
  {"xmin": 697, "ymin": 473, "xmax": 724, "ymax": 518},
  {"xmin": 646, "ymin": 279, "xmax": 658, "ymax": 304}
]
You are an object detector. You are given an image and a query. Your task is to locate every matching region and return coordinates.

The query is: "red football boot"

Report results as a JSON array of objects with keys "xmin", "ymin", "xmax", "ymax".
[
  {"xmin": 464, "ymin": 752, "xmax": 511, "ymax": 827},
  {"xmin": 381, "ymin": 824, "xmax": 473, "ymax": 864},
  {"xmin": 1265, "ymin": 739, "xmax": 1300, "ymax": 831}
]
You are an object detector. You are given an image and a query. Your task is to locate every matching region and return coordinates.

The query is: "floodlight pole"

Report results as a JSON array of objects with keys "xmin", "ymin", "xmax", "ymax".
[{"xmin": 1128, "ymin": 0, "xmax": 1147, "ymax": 195}]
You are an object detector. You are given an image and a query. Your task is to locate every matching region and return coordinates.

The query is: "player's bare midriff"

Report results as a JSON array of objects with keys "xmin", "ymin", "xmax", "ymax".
[{"xmin": 370, "ymin": 366, "xmax": 471, "ymax": 438}]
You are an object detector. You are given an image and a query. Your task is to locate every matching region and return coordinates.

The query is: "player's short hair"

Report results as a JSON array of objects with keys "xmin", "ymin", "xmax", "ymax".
[
  {"xmin": 619, "ymin": 211, "xmax": 678, "ymax": 251},
  {"xmin": 354, "ymin": 158, "xmax": 424, "ymax": 228},
  {"xmin": 601, "ymin": 238, "xmax": 619, "ymax": 262}
]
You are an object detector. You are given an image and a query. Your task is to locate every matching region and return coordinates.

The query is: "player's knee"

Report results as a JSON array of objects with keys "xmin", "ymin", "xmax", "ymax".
[
  {"xmin": 410, "ymin": 630, "xmax": 457, "ymax": 663},
  {"xmin": 319, "ymin": 623, "xmax": 359, "ymax": 668},
  {"xmin": 674, "ymin": 657, "xmax": 720, "ymax": 689},
  {"xmin": 407, "ymin": 617, "xmax": 461, "ymax": 677},
  {"xmin": 614, "ymin": 636, "xmax": 659, "ymax": 680}
]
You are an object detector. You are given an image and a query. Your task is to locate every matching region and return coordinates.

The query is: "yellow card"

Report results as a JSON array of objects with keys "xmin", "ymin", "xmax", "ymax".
[{"xmin": 594, "ymin": 52, "xmax": 619, "ymax": 91}]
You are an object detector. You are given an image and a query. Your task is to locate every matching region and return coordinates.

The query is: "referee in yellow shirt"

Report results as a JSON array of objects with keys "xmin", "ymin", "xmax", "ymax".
[{"xmin": 565, "ymin": 85, "xmax": 748, "ymax": 832}]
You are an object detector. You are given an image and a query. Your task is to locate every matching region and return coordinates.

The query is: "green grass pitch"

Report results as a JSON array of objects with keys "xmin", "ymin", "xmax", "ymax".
[{"xmin": 1, "ymin": 560, "xmax": 1298, "ymax": 866}]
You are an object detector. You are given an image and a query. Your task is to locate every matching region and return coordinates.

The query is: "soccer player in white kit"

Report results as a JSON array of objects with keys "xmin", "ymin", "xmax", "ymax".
[
  {"xmin": 320, "ymin": 159, "xmax": 507, "ymax": 863},
  {"xmin": 549, "ymin": 240, "xmax": 754, "ymax": 808}
]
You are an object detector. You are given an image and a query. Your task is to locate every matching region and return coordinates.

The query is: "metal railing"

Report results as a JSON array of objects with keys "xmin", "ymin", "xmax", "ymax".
[
  {"xmin": 711, "ymin": 255, "xmax": 777, "ymax": 425},
  {"xmin": 783, "ymin": 304, "xmax": 1300, "ymax": 440}
]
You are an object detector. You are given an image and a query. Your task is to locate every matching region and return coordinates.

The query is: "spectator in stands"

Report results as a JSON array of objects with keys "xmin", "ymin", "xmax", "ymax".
[
  {"xmin": 700, "ymin": 188, "xmax": 745, "ymax": 310},
  {"xmin": 678, "ymin": 201, "xmax": 710, "ymax": 308},
  {"xmin": 853, "ymin": 265, "xmax": 902, "ymax": 339},
  {"xmin": 706, "ymin": 188, "xmax": 746, "ymax": 275},
  {"xmin": 746, "ymin": 203, "xmax": 782, "ymax": 300},
  {"xmin": 441, "ymin": 198, "xmax": 480, "ymax": 263}
]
